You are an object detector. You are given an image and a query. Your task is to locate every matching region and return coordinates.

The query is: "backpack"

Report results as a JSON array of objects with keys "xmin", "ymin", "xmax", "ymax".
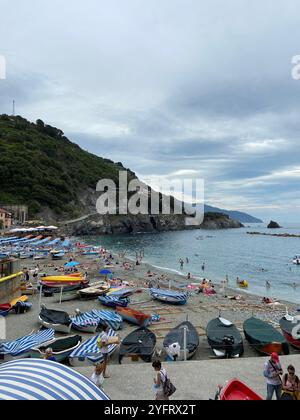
[{"xmin": 161, "ymin": 370, "xmax": 176, "ymax": 397}]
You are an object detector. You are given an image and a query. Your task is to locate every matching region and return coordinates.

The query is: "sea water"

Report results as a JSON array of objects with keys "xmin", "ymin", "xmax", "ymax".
[{"xmin": 83, "ymin": 223, "xmax": 300, "ymax": 304}]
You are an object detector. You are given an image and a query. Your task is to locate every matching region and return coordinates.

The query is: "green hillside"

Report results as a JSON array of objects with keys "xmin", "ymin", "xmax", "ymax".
[{"xmin": 0, "ymin": 114, "xmax": 134, "ymax": 218}]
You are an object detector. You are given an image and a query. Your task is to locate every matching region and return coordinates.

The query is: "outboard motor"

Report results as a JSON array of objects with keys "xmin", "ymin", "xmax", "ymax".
[{"xmin": 223, "ymin": 335, "xmax": 235, "ymax": 358}]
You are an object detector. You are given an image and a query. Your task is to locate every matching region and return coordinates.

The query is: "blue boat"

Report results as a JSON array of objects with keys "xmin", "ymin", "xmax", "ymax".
[
  {"xmin": 51, "ymin": 252, "xmax": 65, "ymax": 260},
  {"xmin": 71, "ymin": 310, "xmax": 123, "ymax": 333},
  {"xmin": 98, "ymin": 295, "xmax": 130, "ymax": 308},
  {"xmin": 150, "ymin": 288, "xmax": 188, "ymax": 305}
]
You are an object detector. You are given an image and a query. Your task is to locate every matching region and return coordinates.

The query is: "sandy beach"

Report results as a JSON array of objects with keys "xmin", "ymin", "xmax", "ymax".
[{"xmin": 5, "ymin": 243, "xmax": 300, "ymax": 365}]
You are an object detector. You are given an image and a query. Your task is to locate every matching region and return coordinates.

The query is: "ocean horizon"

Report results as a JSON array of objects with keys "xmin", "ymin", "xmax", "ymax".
[{"xmin": 84, "ymin": 222, "xmax": 300, "ymax": 305}]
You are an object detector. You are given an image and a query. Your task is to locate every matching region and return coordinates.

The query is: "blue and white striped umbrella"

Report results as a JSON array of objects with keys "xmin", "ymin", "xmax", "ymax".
[{"xmin": 0, "ymin": 359, "xmax": 110, "ymax": 400}]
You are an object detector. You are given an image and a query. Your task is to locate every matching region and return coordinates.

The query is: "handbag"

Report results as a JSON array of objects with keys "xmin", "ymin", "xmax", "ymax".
[{"xmin": 161, "ymin": 371, "xmax": 176, "ymax": 397}]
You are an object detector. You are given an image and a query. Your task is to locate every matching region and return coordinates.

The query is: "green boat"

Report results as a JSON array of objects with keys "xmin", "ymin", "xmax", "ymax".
[
  {"xmin": 29, "ymin": 335, "xmax": 82, "ymax": 363},
  {"xmin": 243, "ymin": 317, "xmax": 289, "ymax": 356}
]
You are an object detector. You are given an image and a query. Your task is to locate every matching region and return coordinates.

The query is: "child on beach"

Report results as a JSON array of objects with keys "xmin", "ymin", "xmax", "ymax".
[{"xmin": 90, "ymin": 363, "xmax": 105, "ymax": 389}]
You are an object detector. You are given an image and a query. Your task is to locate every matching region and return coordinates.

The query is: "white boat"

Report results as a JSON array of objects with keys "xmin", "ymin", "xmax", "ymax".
[
  {"xmin": 293, "ymin": 257, "xmax": 300, "ymax": 265},
  {"xmin": 38, "ymin": 307, "xmax": 72, "ymax": 334}
]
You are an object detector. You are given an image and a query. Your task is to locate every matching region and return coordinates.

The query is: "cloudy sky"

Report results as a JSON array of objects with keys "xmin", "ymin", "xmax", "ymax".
[{"xmin": 1, "ymin": 0, "xmax": 300, "ymax": 222}]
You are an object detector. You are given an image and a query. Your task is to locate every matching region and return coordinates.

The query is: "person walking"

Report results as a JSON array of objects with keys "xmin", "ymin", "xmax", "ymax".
[
  {"xmin": 152, "ymin": 360, "xmax": 169, "ymax": 400},
  {"xmin": 98, "ymin": 325, "xmax": 110, "ymax": 378},
  {"xmin": 264, "ymin": 352, "xmax": 283, "ymax": 400},
  {"xmin": 90, "ymin": 363, "xmax": 105, "ymax": 389},
  {"xmin": 281, "ymin": 365, "xmax": 300, "ymax": 400}
]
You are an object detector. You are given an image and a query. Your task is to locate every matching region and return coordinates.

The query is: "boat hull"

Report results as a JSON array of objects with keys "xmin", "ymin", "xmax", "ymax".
[
  {"xmin": 244, "ymin": 317, "xmax": 289, "ymax": 356},
  {"xmin": 39, "ymin": 317, "xmax": 72, "ymax": 334},
  {"xmin": 207, "ymin": 318, "xmax": 244, "ymax": 358},
  {"xmin": 164, "ymin": 321, "xmax": 199, "ymax": 361},
  {"xmin": 221, "ymin": 379, "xmax": 263, "ymax": 400}
]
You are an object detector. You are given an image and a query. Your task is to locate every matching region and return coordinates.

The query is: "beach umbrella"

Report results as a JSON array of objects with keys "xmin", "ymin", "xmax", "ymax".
[
  {"xmin": 64, "ymin": 261, "xmax": 80, "ymax": 268},
  {"xmin": 0, "ymin": 359, "xmax": 110, "ymax": 400},
  {"xmin": 99, "ymin": 269, "xmax": 112, "ymax": 275}
]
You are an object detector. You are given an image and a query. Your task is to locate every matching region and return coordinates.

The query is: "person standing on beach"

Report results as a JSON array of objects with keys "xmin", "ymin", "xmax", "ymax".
[
  {"xmin": 264, "ymin": 352, "xmax": 283, "ymax": 400},
  {"xmin": 282, "ymin": 365, "xmax": 300, "ymax": 400},
  {"xmin": 90, "ymin": 363, "xmax": 105, "ymax": 390},
  {"xmin": 98, "ymin": 325, "xmax": 110, "ymax": 378}
]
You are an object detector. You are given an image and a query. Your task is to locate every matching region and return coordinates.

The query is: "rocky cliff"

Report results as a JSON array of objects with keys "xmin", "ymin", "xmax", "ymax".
[{"xmin": 60, "ymin": 212, "xmax": 243, "ymax": 236}]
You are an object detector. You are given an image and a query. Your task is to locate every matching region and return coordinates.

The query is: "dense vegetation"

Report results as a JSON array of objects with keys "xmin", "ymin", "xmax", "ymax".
[{"xmin": 0, "ymin": 115, "xmax": 134, "ymax": 218}]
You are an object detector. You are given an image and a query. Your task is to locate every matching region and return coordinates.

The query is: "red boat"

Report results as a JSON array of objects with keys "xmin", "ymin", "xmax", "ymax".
[
  {"xmin": 0, "ymin": 303, "xmax": 11, "ymax": 311},
  {"xmin": 116, "ymin": 306, "xmax": 152, "ymax": 327},
  {"xmin": 220, "ymin": 379, "xmax": 264, "ymax": 400},
  {"xmin": 280, "ymin": 315, "xmax": 300, "ymax": 350}
]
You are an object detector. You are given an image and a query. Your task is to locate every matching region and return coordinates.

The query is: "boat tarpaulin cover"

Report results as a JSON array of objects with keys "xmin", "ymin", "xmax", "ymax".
[
  {"xmin": 0, "ymin": 329, "xmax": 55, "ymax": 356},
  {"xmin": 40, "ymin": 308, "xmax": 72, "ymax": 326},
  {"xmin": 163, "ymin": 321, "xmax": 199, "ymax": 354},
  {"xmin": 119, "ymin": 327, "xmax": 156, "ymax": 363}
]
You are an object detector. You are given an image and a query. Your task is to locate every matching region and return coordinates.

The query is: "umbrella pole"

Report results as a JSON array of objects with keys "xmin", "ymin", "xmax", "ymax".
[
  {"xmin": 183, "ymin": 325, "xmax": 187, "ymax": 361},
  {"xmin": 59, "ymin": 286, "xmax": 63, "ymax": 304},
  {"xmin": 38, "ymin": 283, "xmax": 43, "ymax": 310}
]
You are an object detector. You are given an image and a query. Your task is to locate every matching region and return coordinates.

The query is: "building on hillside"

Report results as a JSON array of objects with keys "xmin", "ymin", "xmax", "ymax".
[
  {"xmin": 0, "ymin": 205, "xmax": 28, "ymax": 224},
  {"xmin": 0, "ymin": 208, "xmax": 12, "ymax": 229}
]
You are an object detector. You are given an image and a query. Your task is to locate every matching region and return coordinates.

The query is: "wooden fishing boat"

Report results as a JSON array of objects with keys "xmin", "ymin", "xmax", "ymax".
[
  {"xmin": 0, "ymin": 303, "xmax": 12, "ymax": 317},
  {"xmin": 51, "ymin": 252, "xmax": 65, "ymax": 260},
  {"xmin": 119, "ymin": 327, "xmax": 156, "ymax": 364},
  {"xmin": 150, "ymin": 288, "xmax": 188, "ymax": 305},
  {"xmin": 78, "ymin": 282, "xmax": 110, "ymax": 300},
  {"xmin": 220, "ymin": 379, "xmax": 264, "ymax": 400},
  {"xmin": 206, "ymin": 317, "xmax": 244, "ymax": 358},
  {"xmin": 10, "ymin": 296, "xmax": 28, "ymax": 307},
  {"xmin": 116, "ymin": 306, "xmax": 151, "ymax": 327},
  {"xmin": 163, "ymin": 321, "xmax": 199, "ymax": 361},
  {"xmin": 29, "ymin": 335, "xmax": 82, "ymax": 363},
  {"xmin": 98, "ymin": 295, "xmax": 130, "ymax": 308},
  {"xmin": 279, "ymin": 314, "xmax": 300, "ymax": 350},
  {"xmin": 0, "ymin": 329, "xmax": 55, "ymax": 363},
  {"xmin": 41, "ymin": 276, "xmax": 84, "ymax": 283},
  {"xmin": 38, "ymin": 307, "xmax": 72, "ymax": 334},
  {"xmin": 243, "ymin": 317, "xmax": 289, "ymax": 355}
]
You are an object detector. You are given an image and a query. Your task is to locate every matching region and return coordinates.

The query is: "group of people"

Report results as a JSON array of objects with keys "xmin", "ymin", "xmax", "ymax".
[{"xmin": 264, "ymin": 352, "xmax": 300, "ymax": 400}]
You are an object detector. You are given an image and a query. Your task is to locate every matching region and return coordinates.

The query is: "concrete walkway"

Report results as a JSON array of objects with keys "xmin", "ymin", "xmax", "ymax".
[{"xmin": 76, "ymin": 355, "xmax": 300, "ymax": 400}]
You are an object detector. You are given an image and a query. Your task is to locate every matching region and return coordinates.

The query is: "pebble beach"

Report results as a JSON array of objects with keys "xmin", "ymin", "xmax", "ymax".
[{"xmin": 5, "ymin": 243, "xmax": 300, "ymax": 364}]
